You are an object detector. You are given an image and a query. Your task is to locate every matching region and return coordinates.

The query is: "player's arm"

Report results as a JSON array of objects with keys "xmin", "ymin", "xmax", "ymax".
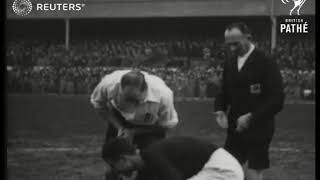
[
  {"xmin": 95, "ymin": 104, "xmax": 124, "ymax": 130},
  {"xmin": 90, "ymin": 81, "xmax": 124, "ymax": 130},
  {"xmin": 130, "ymin": 125, "xmax": 167, "ymax": 136},
  {"xmin": 157, "ymin": 89, "xmax": 179, "ymax": 129},
  {"xmin": 250, "ymin": 56, "xmax": 285, "ymax": 121}
]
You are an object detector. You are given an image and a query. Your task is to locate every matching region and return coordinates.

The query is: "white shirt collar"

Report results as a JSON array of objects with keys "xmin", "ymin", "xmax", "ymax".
[
  {"xmin": 238, "ymin": 43, "xmax": 255, "ymax": 60},
  {"xmin": 142, "ymin": 72, "xmax": 161, "ymax": 103},
  {"xmin": 144, "ymin": 84, "xmax": 161, "ymax": 103},
  {"xmin": 237, "ymin": 43, "xmax": 255, "ymax": 71}
]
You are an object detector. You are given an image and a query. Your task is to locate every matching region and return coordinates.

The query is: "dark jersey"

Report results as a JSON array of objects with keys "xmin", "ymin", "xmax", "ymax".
[{"xmin": 137, "ymin": 137, "xmax": 218, "ymax": 180}]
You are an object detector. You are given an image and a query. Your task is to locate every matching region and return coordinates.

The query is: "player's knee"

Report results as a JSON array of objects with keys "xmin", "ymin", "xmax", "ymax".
[
  {"xmin": 105, "ymin": 170, "xmax": 121, "ymax": 180},
  {"xmin": 245, "ymin": 168, "xmax": 263, "ymax": 180}
]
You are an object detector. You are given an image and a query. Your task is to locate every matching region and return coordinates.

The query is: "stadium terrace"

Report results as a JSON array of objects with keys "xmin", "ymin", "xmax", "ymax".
[{"xmin": 36, "ymin": 3, "xmax": 84, "ymax": 11}]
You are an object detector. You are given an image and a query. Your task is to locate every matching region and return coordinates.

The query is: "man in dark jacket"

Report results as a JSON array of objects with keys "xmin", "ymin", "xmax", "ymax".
[{"xmin": 214, "ymin": 22, "xmax": 285, "ymax": 180}]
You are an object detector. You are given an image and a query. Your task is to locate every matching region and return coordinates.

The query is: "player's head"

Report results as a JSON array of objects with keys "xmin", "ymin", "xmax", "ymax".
[
  {"xmin": 224, "ymin": 22, "xmax": 252, "ymax": 57},
  {"xmin": 117, "ymin": 70, "xmax": 147, "ymax": 113},
  {"xmin": 102, "ymin": 138, "xmax": 143, "ymax": 173}
]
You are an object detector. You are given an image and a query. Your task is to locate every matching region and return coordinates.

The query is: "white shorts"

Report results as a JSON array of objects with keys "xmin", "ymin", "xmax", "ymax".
[{"xmin": 187, "ymin": 148, "xmax": 244, "ymax": 180}]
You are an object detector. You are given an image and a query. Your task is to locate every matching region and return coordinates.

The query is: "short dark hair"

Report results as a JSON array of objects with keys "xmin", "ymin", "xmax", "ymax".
[
  {"xmin": 121, "ymin": 70, "xmax": 147, "ymax": 92},
  {"xmin": 102, "ymin": 138, "xmax": 136, "ymax": 162},
  {"xmin": 226, "ymin": 22, "xmax": 252, "ymax": 38}
]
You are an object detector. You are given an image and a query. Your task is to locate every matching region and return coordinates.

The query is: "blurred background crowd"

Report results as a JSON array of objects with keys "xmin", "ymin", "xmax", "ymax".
[{"xmin": 6, "ymin": 37, "xmax": 315, "ymax": 100}]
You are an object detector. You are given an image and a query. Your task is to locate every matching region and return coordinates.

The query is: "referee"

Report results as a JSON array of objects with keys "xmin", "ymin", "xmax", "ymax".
[{"xmin": 214, "ymin": 22, "xmax": 285, "ymax": 180}]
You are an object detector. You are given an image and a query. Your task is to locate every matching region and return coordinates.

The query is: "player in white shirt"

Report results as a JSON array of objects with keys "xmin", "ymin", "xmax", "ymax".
[{"xmin": 90, "ymin": 69, "xmax": 179, "ymax": 178}]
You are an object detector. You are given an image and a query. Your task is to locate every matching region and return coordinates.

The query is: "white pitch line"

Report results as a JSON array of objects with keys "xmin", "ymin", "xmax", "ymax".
[
  {"xmin": 8, "ymin": 147, "xmax": 99, "ymax": 154},
  {"xmin": 8, "ymin": 147, "xmax": 315, "ymax": 154},
  {"xmin": 270, "ymin": 147, "xmax": 301, "ymax": 152},
  {"xmin": 270, "ymin": 147, "xmax": 315, "ymax": 153}
]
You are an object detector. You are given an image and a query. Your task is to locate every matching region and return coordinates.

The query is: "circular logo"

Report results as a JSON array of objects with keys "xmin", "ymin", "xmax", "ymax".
[{"xmin": 12, "ymin": 0, "xmax": 32, "ymax": 16}]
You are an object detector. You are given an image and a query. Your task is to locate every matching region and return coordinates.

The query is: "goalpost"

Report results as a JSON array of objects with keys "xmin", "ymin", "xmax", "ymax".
[{"xmin": 65, "ymin": 18, "xmax": 70, "ymax": 51}]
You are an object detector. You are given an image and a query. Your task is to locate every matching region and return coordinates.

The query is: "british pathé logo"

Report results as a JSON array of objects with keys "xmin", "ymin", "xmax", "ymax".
[
  {"xmin": 281, "ymin": 0, "xmax": 307, "ymax": 16},
  {"xmin": 280, "ymin": 18, "xmax": 308, "ymax": 33},
  {"xmin": 12, "ymin": 0, "xmax": 33, "ymax": 16}
]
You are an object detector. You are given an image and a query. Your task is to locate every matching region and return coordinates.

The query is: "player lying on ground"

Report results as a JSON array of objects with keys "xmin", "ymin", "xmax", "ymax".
[{"xmin": 103, "ymin": 136, "xmax": 244, "ymax": 180}]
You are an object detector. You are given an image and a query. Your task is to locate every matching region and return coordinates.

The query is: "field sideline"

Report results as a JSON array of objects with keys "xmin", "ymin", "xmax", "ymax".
[{"xmin": 7, "ymin": 95, "xmax": 315, "ymax": 180}]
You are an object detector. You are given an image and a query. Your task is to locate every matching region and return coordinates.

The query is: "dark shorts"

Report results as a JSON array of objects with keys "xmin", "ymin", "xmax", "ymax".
[{"xmin": 224, "ymin": 131, "xmax": 273, "ymax": 170}]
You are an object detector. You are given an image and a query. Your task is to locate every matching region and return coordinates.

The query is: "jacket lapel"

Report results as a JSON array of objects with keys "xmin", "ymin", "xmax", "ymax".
[
  {"xmin": 228, "ymin": 56, "xmax": 239, "ymax": 82},
  {"xmin": 238, "ymin": 49, "xmax": 257, "ymax": 74}
]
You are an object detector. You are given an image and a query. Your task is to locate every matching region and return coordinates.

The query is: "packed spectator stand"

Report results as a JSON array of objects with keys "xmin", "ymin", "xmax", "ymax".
[{"xmin": 6, "ymin": 38, "xmax": 315, "ymax": 100}]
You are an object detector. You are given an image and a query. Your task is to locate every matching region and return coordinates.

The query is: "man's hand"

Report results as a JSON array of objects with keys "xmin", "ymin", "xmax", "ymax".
[
  {"xmin": 214, "ymin": 111, "xmax": 228, "ymax": 129},
  {"xmin": 117, "ymin": 128, "xmax": 135, "ymax": 143},
  {"xmin": 236, "ymin": 112, "xmax": 252, "ymax": 132}
]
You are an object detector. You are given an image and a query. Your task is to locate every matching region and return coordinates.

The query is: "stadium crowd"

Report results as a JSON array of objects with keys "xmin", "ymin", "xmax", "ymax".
[{"xmin": 6, "ymin": 38, "xmax": 315, "ymax": 100}]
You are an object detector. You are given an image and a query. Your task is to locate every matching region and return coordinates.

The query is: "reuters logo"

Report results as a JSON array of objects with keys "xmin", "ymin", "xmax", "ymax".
[{"xmin": 12, "ymin": 0, "xmax": 33, "ymax": 16}]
